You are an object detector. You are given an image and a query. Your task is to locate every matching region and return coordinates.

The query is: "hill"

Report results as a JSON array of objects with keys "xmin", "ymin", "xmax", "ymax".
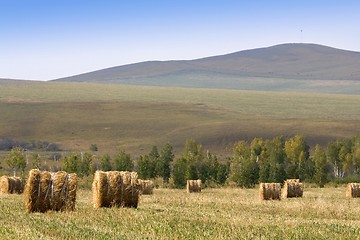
[
  {"xmin": 53, "ymin": 43, "xmax": 360, "ymax": 94},
  {"xmin": 0, "ymin": 80, "xmax": 359, "ymax": 154}
]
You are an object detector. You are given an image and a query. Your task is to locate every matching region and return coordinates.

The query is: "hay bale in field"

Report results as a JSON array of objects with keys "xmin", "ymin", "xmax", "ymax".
[
  {"xmin": 0, "ymin": 176, "xmax": 24, "ymax": 194},
  {"xmin": 92, "ymin": 170, "xmax": 140, "ymax": 209},
  {"xmin": 186, "ymin": 179, "xmax": 202, "ymax": 193},
  {"xmin": 138, "ymin": 179, "xmax": 154, "ymax": 195},
  {"xmin": 282, "ymin": 179, "xmax": 303, "ymax": 198},
  {"xmin": 24, "ymin": 169, "xmax": 77, "ymax": 213},
  {"xmin": 259, "ymin": 183, "xmax": 281, "ymax": 200},
  {"xmin": 346, "ymin": 183, "xmax": 360, "ymax": 198}
]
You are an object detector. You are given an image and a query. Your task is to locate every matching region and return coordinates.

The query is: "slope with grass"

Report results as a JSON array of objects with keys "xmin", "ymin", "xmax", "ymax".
[{"xmin": 0, "ymin": 80, "xmax": 359, "ymax": 154}]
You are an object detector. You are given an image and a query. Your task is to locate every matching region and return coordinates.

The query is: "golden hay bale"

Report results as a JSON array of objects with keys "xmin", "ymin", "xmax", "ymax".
[
  {"xmin": 259, "ymin": 183, "xmax": 281, "ymax": 200},
  {"xmin": 0, "ymin": 176, "xmax": 24, "ymax": 194},
  {"xmin": 92, "ymin": 170, "xmax": 140, "ymax": 209},
  {"xmin": 186, "ymin": 179, "xmax": 202, "ymax": 193},
  {"xmin": 24, "ymin": 169, "xmax": 77, "ymax": 213},
  {"xmin": 282, "ymin": 179, "xmax": 303, "ymax": 198},
  {"xmin": 138, "ymin": 179, "xmax": 154, "ymax": 195},
  {"xmin": 346, "ymin": 183, "xmax": 360, "ymax": 198}
]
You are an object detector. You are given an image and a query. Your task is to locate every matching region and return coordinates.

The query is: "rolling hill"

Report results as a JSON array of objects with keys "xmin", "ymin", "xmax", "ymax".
[{"xmin": 53, "ymin": 43, "xmax": 360, "ymax": 94}]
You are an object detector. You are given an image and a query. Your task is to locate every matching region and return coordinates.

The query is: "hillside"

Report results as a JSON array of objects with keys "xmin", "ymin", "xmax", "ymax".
[
  {"xmin": 53, "ymin": 44, "xmax": 360, "ymax": 94},
  {"xmin": 0, "ymin": 80, "xmax": 359, "ymax": 154}
]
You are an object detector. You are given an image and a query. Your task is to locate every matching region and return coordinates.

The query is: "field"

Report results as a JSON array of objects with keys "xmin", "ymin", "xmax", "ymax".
[
  {"xmin": 0, "ymin": 187, "xmax": 359, "ymax": 239},
  {"xmin": 0, "ymin": 80, "xmax": 360, "ymax": 155}
]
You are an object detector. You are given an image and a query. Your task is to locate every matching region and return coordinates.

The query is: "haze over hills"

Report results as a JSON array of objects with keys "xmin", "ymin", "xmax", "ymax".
[{"xmin": 52, "ymin": 43, "xmax": 360, "ymax": 94}]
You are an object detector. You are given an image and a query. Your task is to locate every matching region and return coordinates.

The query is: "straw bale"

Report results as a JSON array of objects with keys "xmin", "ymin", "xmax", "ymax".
[
  {"xmin": 24, "ymin": 169, "xmax": 77, "ymax": 213},
  {"xmin": 92, "ymin": 170, "xmax": 140, "ymax": 209},
  {"xmin": 282, "ymin": 179, "xmax": 303, "ymax": 198},
  {"xmin": 138, "ymin": 179, "xmax": 154, "ymax": 195},
  {"xmin": 259, "ymin": 183, "xmax": 281, "ymax": 200},
  {"xmin": 0, "ymin": 176, "xmax": 24, "ymax": 194},
  {"xmin": 346, "ymin": 183, "xmax": 360, "ymax": 198},
  {"xmin": 186, "ymin": 179, "xmax": 202, "ymax": 193}
]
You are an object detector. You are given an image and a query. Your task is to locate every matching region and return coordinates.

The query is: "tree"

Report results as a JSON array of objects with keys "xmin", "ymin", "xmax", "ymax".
[
  {"xmin": 172, "ymin": 158, "xmax": 188, "ymax": 188},
  {"xmin": 100, "ymin": 154, "xmax": 112, "ymax": 171},
  {"xmin": 268, "ymin": 136, "xmax": 286, "ymax": 183},
  {"xmin": 90, "ymin": 144, "xmax": 98, "ymax": 152},
  {"xmin": 156, "ymin": 143, "xmax": 174, "ymax": 182},
  {"xmin": 113, "ymin": 149, "xmax": 133, "ymax": 171},
  {"xmin": 78, "ymin": 152, "xmax": 93, "ymax": 177},
  {"xmin": 284, "ymin": 135, "xmax": 310, "ymax": 180},
  {"xmin": 5, "ymin": 147, "xmax": 27, "ymax": 176},
  {"xmin": 31, "ymin": 153, "xmax": 41, "ymax": 169},
  {"xmin": 62, "ymin": 152, "xmax": 79, "ymax": 173},
  {"xmin": 313, "ymin": 144, "xmax": 328, "ymax": 187},
  {"xmin": 137, "ymin": 155, "xmax": 151, "ymax": 179},
  {"xmin": 352, "ymin": 135, "xmax": 360, "ymax": 175}
]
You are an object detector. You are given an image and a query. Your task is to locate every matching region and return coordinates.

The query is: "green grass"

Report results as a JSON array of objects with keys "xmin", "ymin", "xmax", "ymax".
[
  {"xmin": 0, "ymin": 80, "xmax": 359, "ymax": 154},
  {"xmin": 0, "ymin": 187, "xmax": 359, "ymax": 239}
]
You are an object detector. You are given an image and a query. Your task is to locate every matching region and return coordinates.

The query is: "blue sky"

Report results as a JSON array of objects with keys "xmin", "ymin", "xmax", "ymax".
[{"xmin": 1, "ymin": 0, "xmax": 359, "ymax": 80}]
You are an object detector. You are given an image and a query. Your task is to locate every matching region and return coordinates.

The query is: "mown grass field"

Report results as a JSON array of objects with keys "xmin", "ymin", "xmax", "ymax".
[
  {"xmin": 0, "ymin": 80, "xmax": 360, "ymax": 154},
  {"xmin": 0, "ymin": 187, "xmax": 359, "ymax": 239}
]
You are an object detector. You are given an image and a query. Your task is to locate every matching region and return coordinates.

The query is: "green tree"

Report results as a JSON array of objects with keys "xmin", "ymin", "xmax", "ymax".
[
  {"xmin": 284, "ymin": 135, "xmax": 310, "ymax": 180},
  {"xmin": 78, "ymin": 152, "xmax": 93, "ymax": 177},
  {"xmin": 113, "ymin": 149, "xmax": 133, "ymax": 171},
  {"xmin": 172, "ymin": 157, "xmax": 188, "ymax": 188},
  {"xmin": 5, "ymin": 147, "xmax": 27, "ymax": 176},
  {"xmin": 268, "ymin": 136, "xmax": 286, "ymax": 183},
  {"xmin": 62, "ymin": 152, "xmax": 79, "ymax": 173},
  {"xmin": 313, "ymin": 144, "xmax": 328, "ymax": 187},
  {"xmin": 156, "ymin": 143, "xmax": 174, "ymax": 182},
  {"xmin": 137, "ymin": 155, "xmax": 152, "ymax": 179},
  {"xmin": 100, "ymin": 154, "xmax": 112, "ymax": 171},
  {"xmin": 352, "ymin": 135, "xmax": 360, "ymax": 175},
  {"xmin": 31, "ymin": 153, "xmax": 41, "ymax": 169}
]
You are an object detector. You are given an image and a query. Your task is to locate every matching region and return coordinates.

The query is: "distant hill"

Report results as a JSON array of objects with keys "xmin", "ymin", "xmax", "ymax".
[{"xmin": 52, "ymin": 43, "xmax": 360, "ymax": 93}]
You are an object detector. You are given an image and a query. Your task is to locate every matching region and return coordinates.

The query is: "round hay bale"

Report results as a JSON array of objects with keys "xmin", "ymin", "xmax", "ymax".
[
  {"xmin": 0, "ymin": 176, "xmax": 23, "ymax": 194},
  {"xmin": 346, "ymin": 183, "xmax": 360, "ymax": 198},
  {"xmin": 92, "ymin": 170, "xmax": 140, "ymax": 209},
  {"xmin": 186, "ymin": 179, "xmax": 202, "ymax": 193},
  {"xmin": 259, "ymin": 182, "xmax": 281, "ymax": 200},
  {"xmin": 139, "ymin": 179, "xmax": 154, "ymax": 195},
  {"xmin": 282, "ymin": 179, "xmax": 303, "ymax": 198},
  {"xmin": 24, "ymin": 169, "xmax": 77, "ymax": 213}
]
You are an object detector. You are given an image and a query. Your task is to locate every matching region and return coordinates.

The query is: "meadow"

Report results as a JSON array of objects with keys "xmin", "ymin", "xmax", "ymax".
[
  {"xmin": 0, "ymin": 80, "xmax": 360, "ymax": 154},
  {"xmin": 0, "ymin": 186, "xmax": 359, "ymax": 239}
]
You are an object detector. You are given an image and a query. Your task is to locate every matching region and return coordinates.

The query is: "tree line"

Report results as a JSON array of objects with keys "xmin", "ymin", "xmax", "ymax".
[{"xmin": 1, "ymin": 135, "xmax": 360, "ymax": 188}]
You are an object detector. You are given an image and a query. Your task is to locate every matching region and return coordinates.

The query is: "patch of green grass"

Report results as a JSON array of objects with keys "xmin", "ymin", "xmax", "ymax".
[{"xmin": 0, "ymin": 187, "xmax": 359, "ymax": 239}]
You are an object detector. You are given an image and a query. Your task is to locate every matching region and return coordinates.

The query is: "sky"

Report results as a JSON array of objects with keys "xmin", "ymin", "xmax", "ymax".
[{"xmin": 1, "ymin": 0, "xmax": 359, "ymax": 80}]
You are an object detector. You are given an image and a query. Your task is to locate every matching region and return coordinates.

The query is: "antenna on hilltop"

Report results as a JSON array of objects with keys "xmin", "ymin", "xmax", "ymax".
[{"xmin": 300, "ymin": 29, "xmax": 303, "ymax": 43}]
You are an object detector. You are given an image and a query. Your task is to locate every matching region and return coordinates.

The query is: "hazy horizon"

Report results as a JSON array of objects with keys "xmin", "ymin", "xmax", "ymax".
[{"xmin": 1, "ymin": 0, "xmax": 360, "ymax": 80}]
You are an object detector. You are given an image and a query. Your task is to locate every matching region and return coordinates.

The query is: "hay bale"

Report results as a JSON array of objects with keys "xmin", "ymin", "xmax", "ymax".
[
  {"xmin": 186, "ymin": 179, "xmax": 202, "ymax": 193},
  {"xmin": 346, "ymin": 183, "xmax": 360, "ymax": 198},
  {"xmin": 138, "ymin": 179, "xmax": 154, "ymax": 195},
  {"xmin": 0, "ymin": 176, "xmax": 24, "ymax": 194},
  {"xmin": 92, "ymin": 170, "xmax": 140, "ymax": 208},
  {"xmin": 282, "ymin": 179, "xmax": 303, "ymax": 198},
  {"xmin": 259, "ymin": 183, "xmax": 281, "ymax": 200},
  {"xmin": 24, "ymin": 169, "xmax": 77, "ymax": 213}
]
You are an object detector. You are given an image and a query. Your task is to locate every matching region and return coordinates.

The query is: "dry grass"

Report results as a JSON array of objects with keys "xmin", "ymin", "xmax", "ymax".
[{"xmin": 1, "ymin": 187, "xmax": 359, "ymax": 239}]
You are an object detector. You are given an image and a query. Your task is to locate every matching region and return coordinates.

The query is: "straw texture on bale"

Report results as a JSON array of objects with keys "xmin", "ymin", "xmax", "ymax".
[
  {"xmin": 138, "ymin": 179, "xmax": 154, "ymax": 195},
  {"xmin": 24, "ymin": 169, "xmax": 77, "ymax": 213},
  {"xmin": 346, "ymin": 183, "xmax": 360, "ymax": 198},
  {"xmin": 92, "ymin": 171, "xmax": 140, "ymax": 208},
  {"xmin": 0, "ymin": 176, "xmax": 23, "ymax": 194},
  {"xmin": 186, "ymin": 179, "xmax": 202, "ymax": 193},
  {"xmin": 282, "ymin": 179, "xmax": 303, "ymax": 198},
  {"xmin": 259, "ymin": 183, "xmax": 281, "ymax": 200}
]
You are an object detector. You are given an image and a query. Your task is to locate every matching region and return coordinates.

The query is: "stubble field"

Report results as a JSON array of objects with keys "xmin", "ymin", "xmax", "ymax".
[{"xmin": 0, "ymin": 187, "xmax": 359, "ymax": 239}]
